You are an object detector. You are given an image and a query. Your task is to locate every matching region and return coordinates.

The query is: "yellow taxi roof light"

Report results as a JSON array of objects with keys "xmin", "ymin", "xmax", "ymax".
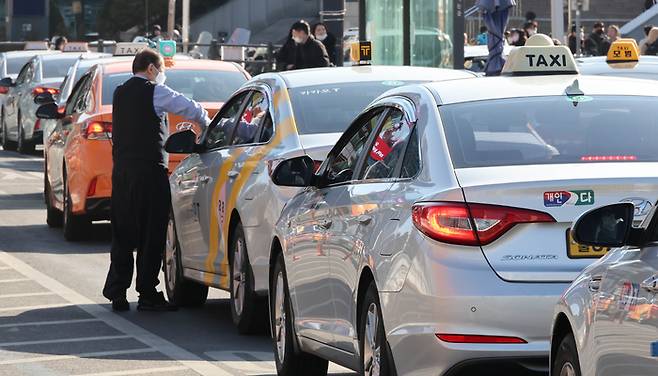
[
  {"xmin": 350, "ymin": 41, "xmax": 372, "ymax": 65},
  {"xmin": 606, "ymin": 38, "xmax": 639, "ymax": 63},
  {"xmin": 502, "ymin": 33, "xmax": 578, "ymax": 76}
]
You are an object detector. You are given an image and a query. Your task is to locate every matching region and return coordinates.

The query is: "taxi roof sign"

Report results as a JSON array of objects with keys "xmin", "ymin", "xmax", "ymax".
[
  {"xmin": 606, "ymin": 38, "xmax": 639, "ymax": 63},
  {"xmin": 24, "ymin": 41, "xmax": 49, "ymax": 51},
  {"xmin": 63, "ymin": 42, "xmax": 89, "ymax": 52},
  {"xmin": 114, "ymin": 42, "xmax": 149, "ymax": 56},
  {"xmin": 502, "ymin": 34, "xmax": 578, "ymax": 76},
  {"xmin": 350, "ymin": 41, "xmax": 372, "ymax": 65}
]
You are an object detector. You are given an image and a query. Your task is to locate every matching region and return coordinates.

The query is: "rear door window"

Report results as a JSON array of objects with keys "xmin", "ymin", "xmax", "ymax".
[
  {"xmin": 204, "ymin": 91, "xmax": 250, "ymax": 149},
  {"xmin": 231, "ymin": 91, "xmax": 269, "ymax": 146},
  {"xmin": 360, "ymin": 108, "xmax": 414, "ymax": 180}
]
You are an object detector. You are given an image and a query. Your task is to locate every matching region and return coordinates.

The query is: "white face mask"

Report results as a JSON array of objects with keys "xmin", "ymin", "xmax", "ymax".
[
  {"xmin": 316, "ymin": 33, "xmax": 327, "ymax": 41},
  {"xmin": 293, "ymin": 36, "xmax": 304, "ymax": 44},
  {"xmin": 151, "ymin": 65, "xmax": 166, "ymax": 85}
]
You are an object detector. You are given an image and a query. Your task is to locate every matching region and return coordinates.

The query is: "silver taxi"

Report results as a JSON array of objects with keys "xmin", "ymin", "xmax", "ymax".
[
  {"xmin": 163, "ymin": 65, "xmax": 475, "ymax": 334},
  {"xmin": 266, "ymin": 34, "xmax": 658, "ymax": 375}
]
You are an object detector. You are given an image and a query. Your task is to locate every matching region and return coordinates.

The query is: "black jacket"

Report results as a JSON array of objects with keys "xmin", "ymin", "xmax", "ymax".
[
  {"xmin": 294, "ymin": 37, "xmax": 330, "ymax": 70},
  {"xmin": 584, "ymin": 32, "xmax": 607, "ymax": 56},
  {"xmin": 318, "ymin": 33, "xmax": 337, "ymax": 65},
  {"xmin": 276, "ymin": 38, "xmax": 297, "ymax": 70}
]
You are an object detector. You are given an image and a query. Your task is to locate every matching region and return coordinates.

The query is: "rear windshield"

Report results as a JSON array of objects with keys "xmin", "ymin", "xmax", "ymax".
[
  {"xmin": 288, "ymin": 81, "xmax": 416, "ymax": 135},
  {"xmin": 439, "ymin": 96, "xmax": 658, "ymax": 168},
  {"xmin": 43, "ymin": 57, "xmax": 79, "ymax": 78},
  {"xmin": 101, "ymin": 70, "xmax": 247, "ymax": 105},
  {"xmin": 7, "ymin": 56, "xmax": 32, "ymax": 75}
]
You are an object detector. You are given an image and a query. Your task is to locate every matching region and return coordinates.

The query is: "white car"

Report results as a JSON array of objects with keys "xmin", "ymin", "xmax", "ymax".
[
  {"xmin": 163, "ymin": 65, "xmax": 476, "ymax": 334},
  {"xmin": 551, "ymin": 202, "xmax": 658, "ymax": 376},
  {"xmin": 265, "ymin": 34, "xmax": 658, "ymax": 375}
]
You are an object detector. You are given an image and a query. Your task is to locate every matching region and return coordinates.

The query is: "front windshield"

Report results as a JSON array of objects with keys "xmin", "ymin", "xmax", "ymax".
[
  {"xmin": 288, "ymin": 81, "xmax": 418, "ymax": 135},
  {"xmin": 440, "ymin": 96, "xmax": 658, "ymax": 168},
  {"xmin": 101, "ymin": 70, "xmax": 247, "ymax": 105}
]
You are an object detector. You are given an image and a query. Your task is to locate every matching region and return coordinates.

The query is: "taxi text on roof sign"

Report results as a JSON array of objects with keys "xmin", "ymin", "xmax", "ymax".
[
  {"xmin": 24, "ymin": 41, "xmax": 49, "ymax": 50},
  {"xmin": 114, "ymin": 42, "xmax": 149, "ymax": 56},
  {"xmin": 606, "ymin": 38, "xmax": 639, "ymax": 63},
  {"xmin": 502, "ymin": 34, "xmax": 578, "ymax": 76},
  {"xmin": 63, "ymin": 42, "xmax": 89, "ymax": 52},
  {"xmin": 350, "ymin": 41, "xmax": 372, "ymax": 65}
]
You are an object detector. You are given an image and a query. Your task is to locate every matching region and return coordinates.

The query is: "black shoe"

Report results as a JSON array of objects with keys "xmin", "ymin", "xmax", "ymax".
[
  {"xmin": 111, "ymin": 297, "xmax": 130, "ymax": 312},
  {"xmin": 137, "ymin": 291, "xmax": 178, "ymax": 312}
]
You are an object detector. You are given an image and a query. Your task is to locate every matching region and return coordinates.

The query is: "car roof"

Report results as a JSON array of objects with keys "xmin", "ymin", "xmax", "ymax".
[
  {"xmin": 38, "ymin": 52, "xmax": 104, "ymax": 61},
  {"xmin": 1, "ymin": 50, "xmax": 59, "ymax": 58},
  {"xmin": 423, "ymin": 74, "xmax": 658, "ymax": 105},
  {"xmin": 100, "ymin": 59, "xmax": 245, "ymax": 74},
  {"xmin": 577, "ymin": 55, "xmax": 658, "ymax": 76},
  {"xmin": 76, "ymin": 56, "xmax": 133, "ymax": 69},
  {"xmin": 268, "ymin": 65, "xmax": 476, "ymax": 89}
]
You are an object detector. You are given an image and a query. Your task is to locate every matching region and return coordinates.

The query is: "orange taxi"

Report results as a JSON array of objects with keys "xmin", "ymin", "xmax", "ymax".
[{"xmin": 40, "ymin": 59, "xmax": 249, "ymax": 240}]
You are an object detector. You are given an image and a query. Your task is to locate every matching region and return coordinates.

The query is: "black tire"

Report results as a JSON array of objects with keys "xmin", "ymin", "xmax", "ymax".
[
  {"xmin": 230, "ymin": 222, "xmax": 267, "ymax": 334},
  {"xmin": 552, "ymin": 333, "xmax": 582, "ymax": 376},
  {"xmin": 270, "ymin": 252, "xmax": 328, "ymax": 376},
  {"xmin": 45, "ymin": 176, "xmax": 63, "ymax": 228},
  {"xmin": 359, "ymin": 281, "xmax": 392, "ymax": 376},
  {"xmin": 1, "ymin": 110, "xmax": 16, "ymax": 151},
  {"xmin": 62, "ymin": 172, "xmax": 90, "ymax": 241},
  {"xmin": 164, "ymin": 213, "xmax": 208, "ymax": 306},
  {"xmin": 16, "ymin": 114, "xmax": 34, "ymax": 154}
]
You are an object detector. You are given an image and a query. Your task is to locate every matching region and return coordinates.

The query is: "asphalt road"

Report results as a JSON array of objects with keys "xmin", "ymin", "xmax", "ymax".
[{"xmin": 0, "ymin": 148, "xmax": 355, "ymax": 376}]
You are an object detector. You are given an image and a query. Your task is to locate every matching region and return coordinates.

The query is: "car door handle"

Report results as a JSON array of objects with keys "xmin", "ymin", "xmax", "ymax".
[
  {"xmin": 588, "ymin": 276, "xmax": 602, "ymax": 292},
  {"xmin": 641, "ymin": 275, "xmax": 658, "ymax": 293},
  {"xmin": 356, "ymin": 214, "xmax": 372, "ymax": 225},
  {"xmin": 228, "ymin": 170, "xmax": 239, "ymax": 179},
  {"xmin": 318, "ymin": 219, "xmax": 332, "ymax": 229}
]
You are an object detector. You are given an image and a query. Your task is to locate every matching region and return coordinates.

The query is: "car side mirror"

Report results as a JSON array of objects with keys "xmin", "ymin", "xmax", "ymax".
[
  {"xmin": 271, "ymin": 156, "xmax": 315, "ymax": 187},
  {"xmin": 572, "ymin": 203, "xmax": 641, "ymax": 248},
  {"xmin": 34, "ymin": 92, "xmax": 55, "ymax": 105},
  {"xmin": 165, "ymin": 130, "xmax": 198, "ymax": 154},
  {"xmin": 36, "ymin": 103, "xmax": 64, "ymax": 119},
  {"xmin": 0, "ymin": 77, "xmax": 13, "ymax": 87}
]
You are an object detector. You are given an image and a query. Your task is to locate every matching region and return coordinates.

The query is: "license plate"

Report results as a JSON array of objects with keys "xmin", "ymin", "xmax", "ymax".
[{"xmin": 566, "ymin": 229, "xmax": 609, "ymax": 259}]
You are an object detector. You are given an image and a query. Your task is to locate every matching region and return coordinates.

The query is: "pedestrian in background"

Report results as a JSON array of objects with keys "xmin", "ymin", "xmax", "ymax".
[
  {"xmin": 523, "ymin": 21, "xmax": 538, "ymax": 38},
  {"xmin": 289, "ymin": 20, "xmax": 330, "ymax": 70},
  {"xmin": 312, "ymin": 23, "xmax": 337, "ymax": 65},
  {"xmin": 53, "ymin": 36, "xmax": 67, "ymax": 51},
  {"xmin": 639, "ymin": 24, "xmax": 654, "ymax": 53},
  {"xmin": 641, "ymin": 27, "xmax": 658, "ymax": 55},
  {"xmin": 103, "ymin": 49, "xmax": 211, "ymax": 312},
  {"xmin": 584, "ymin": 22, "xmax": 606, "ymax": 56},
  {"xmin": 509, "ymin": 29, "xmax": 526, "ymax": 47},
  {"xmin": 276, "ymin": 28, "xmax": 297, "ymax": 70},
  {"xmin": 476, "ymin": 26, "xmax": 488, "ymax": 45},
  {"xmin": 150, "ymin": 25, "xmax": 162, "ymax": 42},
  {"xmin": 600, "ymin": 25, "xmax": 620, "ymax": 55}
]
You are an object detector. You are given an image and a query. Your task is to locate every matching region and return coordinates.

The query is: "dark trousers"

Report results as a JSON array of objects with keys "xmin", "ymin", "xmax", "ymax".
[{"xmin": 103, "ymin": 163, "xmax": 170, "ymax": 300}]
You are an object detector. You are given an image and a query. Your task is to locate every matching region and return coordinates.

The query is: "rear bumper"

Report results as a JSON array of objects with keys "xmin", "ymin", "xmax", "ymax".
[
  {"xmin": 444, "ymin": 356, "xmax": 547, "ymax": 376},
  {"xmin": 85, "ymin": 197, "xmax": 111, "ymax": 221},
  {"xmin": 30, "ymin": 130, "xmax": 42, "ymax": 144}
]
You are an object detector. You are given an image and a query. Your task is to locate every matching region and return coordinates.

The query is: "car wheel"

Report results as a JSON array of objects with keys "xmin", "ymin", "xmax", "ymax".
[
  {"xmin": 45, "ymin": 176, "xmax": 63, "ymax": 228},
  {"xmin": 230, "ymin": 222, "xmax": 266, "ymax": 334},
  {"xmin": 360, "ymin": 281, "xmax": 391, "ymax": 376},
  {"xmin": 16, "ymin": 113, "xmax": 34, "ymax": 154},
  {"xmin": 552, "ymin": 333, "xmax": 582, "ymax": 376},
  {"xmin": 1, "ymin": 110, "xmax": 16, "ymax": 151},
  {"xmin": 164, "ymin": 213, "xmax": 208, "ymax": 306},
  {"xmin": 62, "ymin": 173, "xmax": 90, "ymax": 241},
  {"xmin": 270, "ymin": 252, "xmax": 328, "ymax": 376}
]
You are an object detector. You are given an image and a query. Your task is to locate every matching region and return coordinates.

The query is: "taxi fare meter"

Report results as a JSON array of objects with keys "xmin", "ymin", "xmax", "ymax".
[
  {"xmin": 502, "ymin": 34, "xmax": 578, "ymax": 76},
  {"xmin": 159, "ymin": 40, "xmax": 177, "ymax": 58},
  {"xmin": 606, "ymin": 39, "xmax": 639, "ymax": 68},
  {"xmin": 350, "ymin": 41, "xmax": 372, "ymax": 65}
]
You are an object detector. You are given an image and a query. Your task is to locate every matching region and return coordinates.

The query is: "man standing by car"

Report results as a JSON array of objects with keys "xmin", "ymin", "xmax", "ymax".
[
  {"xmin": 103, "ymin": 49, "xmax": 211, "ymax": 312},
  {"xmin": 290, "ymin": 20, "xmax": 330, "ymax": 70}
]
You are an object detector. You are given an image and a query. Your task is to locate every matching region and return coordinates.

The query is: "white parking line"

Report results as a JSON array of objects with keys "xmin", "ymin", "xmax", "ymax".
[
  {"xmin": 0, "ymin": 318, "xmax": 102, "ymax": 329},
  {"xmin": 0, "ymin": 347, "xmax": 156, "ymax": 365},
  {"xmin": 0, "ymin": 292, "xmax": 55, "ymax": 299},
  {"xmin": 0, "ymin": 251, "xmax": 233, "ymax": 376},
  {"xmin": 0, "ymin": 303, "xmax": 70, "ymax": 313},
  {"xmin": 0, "ymin": 278, "xmax": 30, "ymax": 283},
  {"xmin": 0, "ymin": 335, "xmax": 131, "ymax": 348},
  {"xmin": 72, "ymin": 366, "xmax": 190, "ymax": 376}
]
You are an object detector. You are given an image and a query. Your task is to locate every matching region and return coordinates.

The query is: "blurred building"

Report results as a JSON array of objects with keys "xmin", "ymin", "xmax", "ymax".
[{"xmin": 3, "ymin": 0, "xmax": 50, "ymax": 41}]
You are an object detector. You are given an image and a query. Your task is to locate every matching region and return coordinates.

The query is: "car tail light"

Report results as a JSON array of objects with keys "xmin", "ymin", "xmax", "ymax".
[
  {"xmin": 436, "ymin": 333, "xmax": 527, "ymax": 344},
  {"xmin": 87, "ymin": 177, "xmax": 97, "ymax": 197},
  {"xmin": 83, "ymin": 121, "xmax": 112, "ymax": 140},
  {"xmin": 34, "ymin": 119, "xmax": 40, "ymax": 131},
  {"xmin": 412, "ymin": 202, "xmax": 555, "ymax": 246},
  {"xmin": 580, "ymin": 155, "xmax": 637, "ymax": 162},
  {"xmin": 0, "ymin": 86, "xmax": 8, "ymax": 94},
  {"xmin": 32, "ymin": 87, "xmax": 59, "ymax": 96}
]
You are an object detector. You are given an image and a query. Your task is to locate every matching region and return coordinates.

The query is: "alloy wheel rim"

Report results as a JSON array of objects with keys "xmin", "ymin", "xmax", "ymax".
[
  {"xmin": 274, "ymin": 271, "xmax": 286, "ymax": 362},
  {"xmin": 232, "ymin": 238, "xmax": 246, "ymax": 316},
  {"xmin": 560, "ymin": 362, "xmax": 576, "ymax": 376},
  {"xmin": 363, "ymin": 302, "xmax": 381, "ymax": 376},
  {"xmin": 165, "ymin": 218, "xmax": 177, "ymax": 291}
]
